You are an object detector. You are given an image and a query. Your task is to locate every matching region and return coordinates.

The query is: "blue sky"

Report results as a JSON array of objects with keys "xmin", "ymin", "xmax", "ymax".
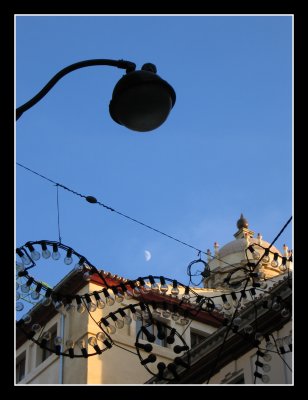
[{"xmin": 16, "ymin": 15, "xmax": 292, "ymax": 314}]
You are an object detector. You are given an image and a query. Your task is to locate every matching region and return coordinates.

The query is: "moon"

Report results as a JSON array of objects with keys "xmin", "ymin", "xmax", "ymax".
[{"xmin": 144, "ymin": 250, "xmax": 152, "ymax": 262}]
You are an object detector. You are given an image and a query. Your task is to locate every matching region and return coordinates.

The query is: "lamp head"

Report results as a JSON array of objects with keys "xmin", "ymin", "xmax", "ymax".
[{"xmin": 109, "ymin": 63, "xmax": 176, "ymax": 132}]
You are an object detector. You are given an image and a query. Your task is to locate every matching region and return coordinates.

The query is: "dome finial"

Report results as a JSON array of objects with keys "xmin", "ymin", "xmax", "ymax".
[{"xmin": 237, "ymin": 213, "xmax": 249, "ymax": 230}]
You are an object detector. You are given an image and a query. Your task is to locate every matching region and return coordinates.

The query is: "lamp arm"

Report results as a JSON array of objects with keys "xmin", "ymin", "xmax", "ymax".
[{"xmin": 16, "ymin": 59, "xmax": 136, "ymax": 120}]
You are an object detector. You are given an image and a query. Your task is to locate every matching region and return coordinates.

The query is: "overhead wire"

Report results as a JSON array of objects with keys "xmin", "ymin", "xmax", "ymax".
[
  {"xmin": 17, "ymin": 162, "xmax": 242, "ymax": 270},
  {"xmin": 205, "ymin": 216, "xmax": 292, "ymax": 384}
]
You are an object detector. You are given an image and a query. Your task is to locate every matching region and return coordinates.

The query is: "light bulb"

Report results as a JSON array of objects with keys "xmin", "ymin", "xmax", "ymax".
[
  {"xmin": 115, "ymin": 319, "xmax": 124, "ymax": 329},
  {"xmin": 106, "ymin": 325, "xmax": 116, "ymax": 334},
  {"xmin": 42, "ymin": 296, "xmax": 52, "ymax": 307},
  {"xmin": 171, "ymin": 287, "xmax": 179, "ymax": 297},
  {"xmin": 179, "ymin": 317, "xmax": 189, "ymax": 325},
  {"xmin": 262, "ymin": 375, "xmax": 270, "ymax": 383},
  {"xmin": 31, "ymin": 291, "xmax": 40, "ymax": 300},
  {"xmin": 233, "ymin": 317, "xmax": 242, "ymax": 326},
  {"xmin": 41, "ymin": 242, "xmax": 51, "ymax": 259},
  {"xmin": 244, "ymin": 325, "xmax": 254, "ymax": 335},
  {"xmin": 106, "ymin": 296, "xmax": 115, "ymax": 307},
  {"xmin": 262, "ymin": 252, "xmax": 270, "ymax": 263},
  {"xmin": 255, "ymin": 332, "xmax": 264, "ymax": 342},
  {"xmin": 133, "ymin": 287, "xmax": 141, "ymax": 297},
  {"xmin": 77, "ymin": 339, "xmax": 86, "ymax": 349},
  {"xmin": 74, "ymin": 263, "xmax": 83, "ymax": 272},
  {"xmin": 93, "ymin": 291, "xmax": 105, "ymax": 309},
  {"xmin": 16, "ymin": 302, "xmax": 24, "ymax": 311},
  {"xmin": 260, "ymin": 281, "xmax": 268, "ymax": 289},
  {"xmin": 266, "ymin": 342, "xmax": 275, "ymax": 351},
  {"xmin": 77, "ymin": 303, "xmax": 86, "ymax": 314},
  {"xmin": 151, "ymin": 309, "xmax": 161, "ymax": 318},
  {"xmin": 160, "ymin": 284, "xmax": 169, "ymax": 294},
  {"xmin": 142, "ymin": 310, "xmax": 150, "ymax": 320},
  {"xmin": 253, "ymin": 250, "xmax": 261, "ymax": 260},
  {"xmin": 88, "ymin": 336, "xmax": 97, "ymax": 347},
  {"xmin": 83, "ymin": 272, "xmax": 91, "ymax": 281},
  {"xmin": 223, "ymin": 302, "xmax": 231, "ymax": 310},
  {"xmin": 65, "ymin": 303, "xmax": 76, "ymax": 314},
  {"xmin": 203, "ymin": 301, "xmax": 215, "ymax": 311},
  {"xmin": 263, "ymin": 353, "xmax": 272, "ymax": 362},
  {"xmin": 64, "ymin": 249, "xmax": 73, "ymax": 265},
  {"xmin": 66, "ymin": 339, "xmax": 74, "ymax": 349},
  {"xmin": 88, "ymin": 302, "xmax": 97, "ymax": 312},
  {"xmin": 16, "ymin": 262, "xmax": 25, "ymax": 272},
  {"xmin": 132, "ymin": 309, "xmax": 142, "ymax": 321},
  {"xmin": 42, "ymin": 248, "xmax": 51, "ymax": 259},
  {"xmin": 64, "ymin": 256, "xmax": 73, "ymax": 265},
  {"xmin": 54, "ymin": 336, "xmax": 62, "ymax": 346},
  {"xmin": 52, "ymin": 244, "xmax": 61, "ymax": 260},
  {"xmin": 30, "ymin": 249, "xmax": 40, "ymax": 261},
  {"xmin": 22, "ymin": 314, "xmax": 32, "ymax": 324},
  {"xmin": 32, "ymin": 323, "xmax": 41, "ymax": 333},
  {"xmin": 162, "ymin": 310, "xmax": 171, "ymax": 318},
  {"xmin": 262, "ymin": 364, "xmax": 271, "ymax": 373},
  {"xmin": 115, "ymin": 292, "xmax": 124, "ymax": 303},
  {"xmin": 96, "ymin": 299, "xmax": 106, "ymax": 309},
  {"xmin": 215, "ymin": 304, "xmax": 223, "ymax": 312},
  {"xmin": 272, "ymin": 301, "xmax": 281, "ymax": 311},
  {"xmin": 96, "ymin": 332, "xmax": 106, "ymax": 342},
  {"xmin": 151, "ymin": 282, "xmax": 160, "ymax": 292},
  {"xmin": 279, "ymin": 264, "xmax": 287, "ymax": 272},
  {"xmin": 281, "ymin": 308, "xmax": 290, "ymax": 318},
  {"xmin": 123, "ymin": 315, "xmax": 132, "ymax": 325},
  {"xmin": 42, "ymin": 331, "xmax": 51, "ymax": 341},
  {"xmin": 123, "ymin": 290, "xmax": 133, "ymax": 300},
  {"xmin": 271, "ymin": 259, "xmax": 279, "ymax": 268},
  {"xmin": 20, "ymin": 254, "xmax": 31, "ymax": 265},
  {"xmin": 140, "ymin": 283, "xmax": 151, "ymax": 294},
  {"xmin": 182, "ymin": 294, "xmax": 190, "ymax": 303},
  {"xmin": 21, "ymin": 283, "xmax": 30, "ymax": 294},
  {"xmin": 171, "ymin": 313, "xmax": 180, "ymax": 321},
  {"xmin": 55, "ymin": 301, "xmax": 65, "ymax": 314}
]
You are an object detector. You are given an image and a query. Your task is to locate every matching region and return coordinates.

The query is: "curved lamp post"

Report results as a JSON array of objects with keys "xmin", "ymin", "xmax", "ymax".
[{"xmin": 16, "ymin": 59, "xmax": 176, "ymax": 132}]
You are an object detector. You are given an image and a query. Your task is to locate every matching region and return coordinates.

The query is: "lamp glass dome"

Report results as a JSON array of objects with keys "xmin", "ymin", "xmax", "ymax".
[{"xmin": 109, "ymin": 68, "xmax": 176, "ymax": 132}]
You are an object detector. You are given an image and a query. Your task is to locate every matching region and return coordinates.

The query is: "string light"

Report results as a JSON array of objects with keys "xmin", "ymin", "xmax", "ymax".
[{"xmin": 16, "ymin": 221, "xmax": 292, "ymax": 382}]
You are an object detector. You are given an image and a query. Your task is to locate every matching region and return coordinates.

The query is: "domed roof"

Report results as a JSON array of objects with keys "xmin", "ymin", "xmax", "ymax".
[{"xmin": 218, "ymin": 237, "xmax": 282, "ymax": 259}]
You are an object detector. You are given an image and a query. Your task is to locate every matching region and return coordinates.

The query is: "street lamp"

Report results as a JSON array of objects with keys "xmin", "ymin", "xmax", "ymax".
[{"xmin": 16, "ymin": 59, "xmax": 176, "ymax": 132}]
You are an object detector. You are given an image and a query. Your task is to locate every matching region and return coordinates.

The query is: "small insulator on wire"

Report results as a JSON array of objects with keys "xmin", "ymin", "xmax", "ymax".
[{"xmin": 86, "ymin": 196, "xmax": 97, "ymax": 204}]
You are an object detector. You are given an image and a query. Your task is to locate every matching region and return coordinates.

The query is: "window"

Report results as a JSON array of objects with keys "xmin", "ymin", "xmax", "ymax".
[
  {"xmin": 37, "ymin": 324, "xmax": 57, "ymax": 365},
  {"xmin": 136, "ymin": 319, "xmax": 168, "ymax": 347},
  {"xmin": 221, "ymin": 371, "xmax": 245, "ymax": 384},
  {"xmin": 16, "ymin": 352, "xmax": 26, "ymax": 383},
  {"xmin": 190, "ymin": 330, "xmax": 209, "ymax": 348},
  {"xmin": 226, "ymin": 374, "xmax": 245, "ymax": 384}
]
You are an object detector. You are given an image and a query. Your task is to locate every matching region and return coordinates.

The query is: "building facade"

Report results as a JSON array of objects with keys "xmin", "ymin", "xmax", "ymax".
[{"xmin": 16, "ymin": 216, "xmax": 293, "ymax": 385}]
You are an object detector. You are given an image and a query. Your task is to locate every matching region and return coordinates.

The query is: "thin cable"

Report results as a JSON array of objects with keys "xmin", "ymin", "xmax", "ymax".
[
  {"xmin": 56, "ymin": 184, "xmax": 62, "ymax": 243},
  {"xmin": 206, "ymin": 216, "xmax": 292, "ymax": 384},
  {"xmin": 17, "ymin": 162, "xmax": 240, "ymax": 270},
  {"xmin": 205, "ymin": 279, "xmax": 251, "ymax": 384},
  {"xmin": 251, "ymin": 216, "xmax": 292, "ymax": 273},
  {"xmin": 113, "ymin": 342, "xmax": 138, "ymax": 356},
  {"xmin": 271, "ymin": 334, "xmax": 293, "ymax": 372}
]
